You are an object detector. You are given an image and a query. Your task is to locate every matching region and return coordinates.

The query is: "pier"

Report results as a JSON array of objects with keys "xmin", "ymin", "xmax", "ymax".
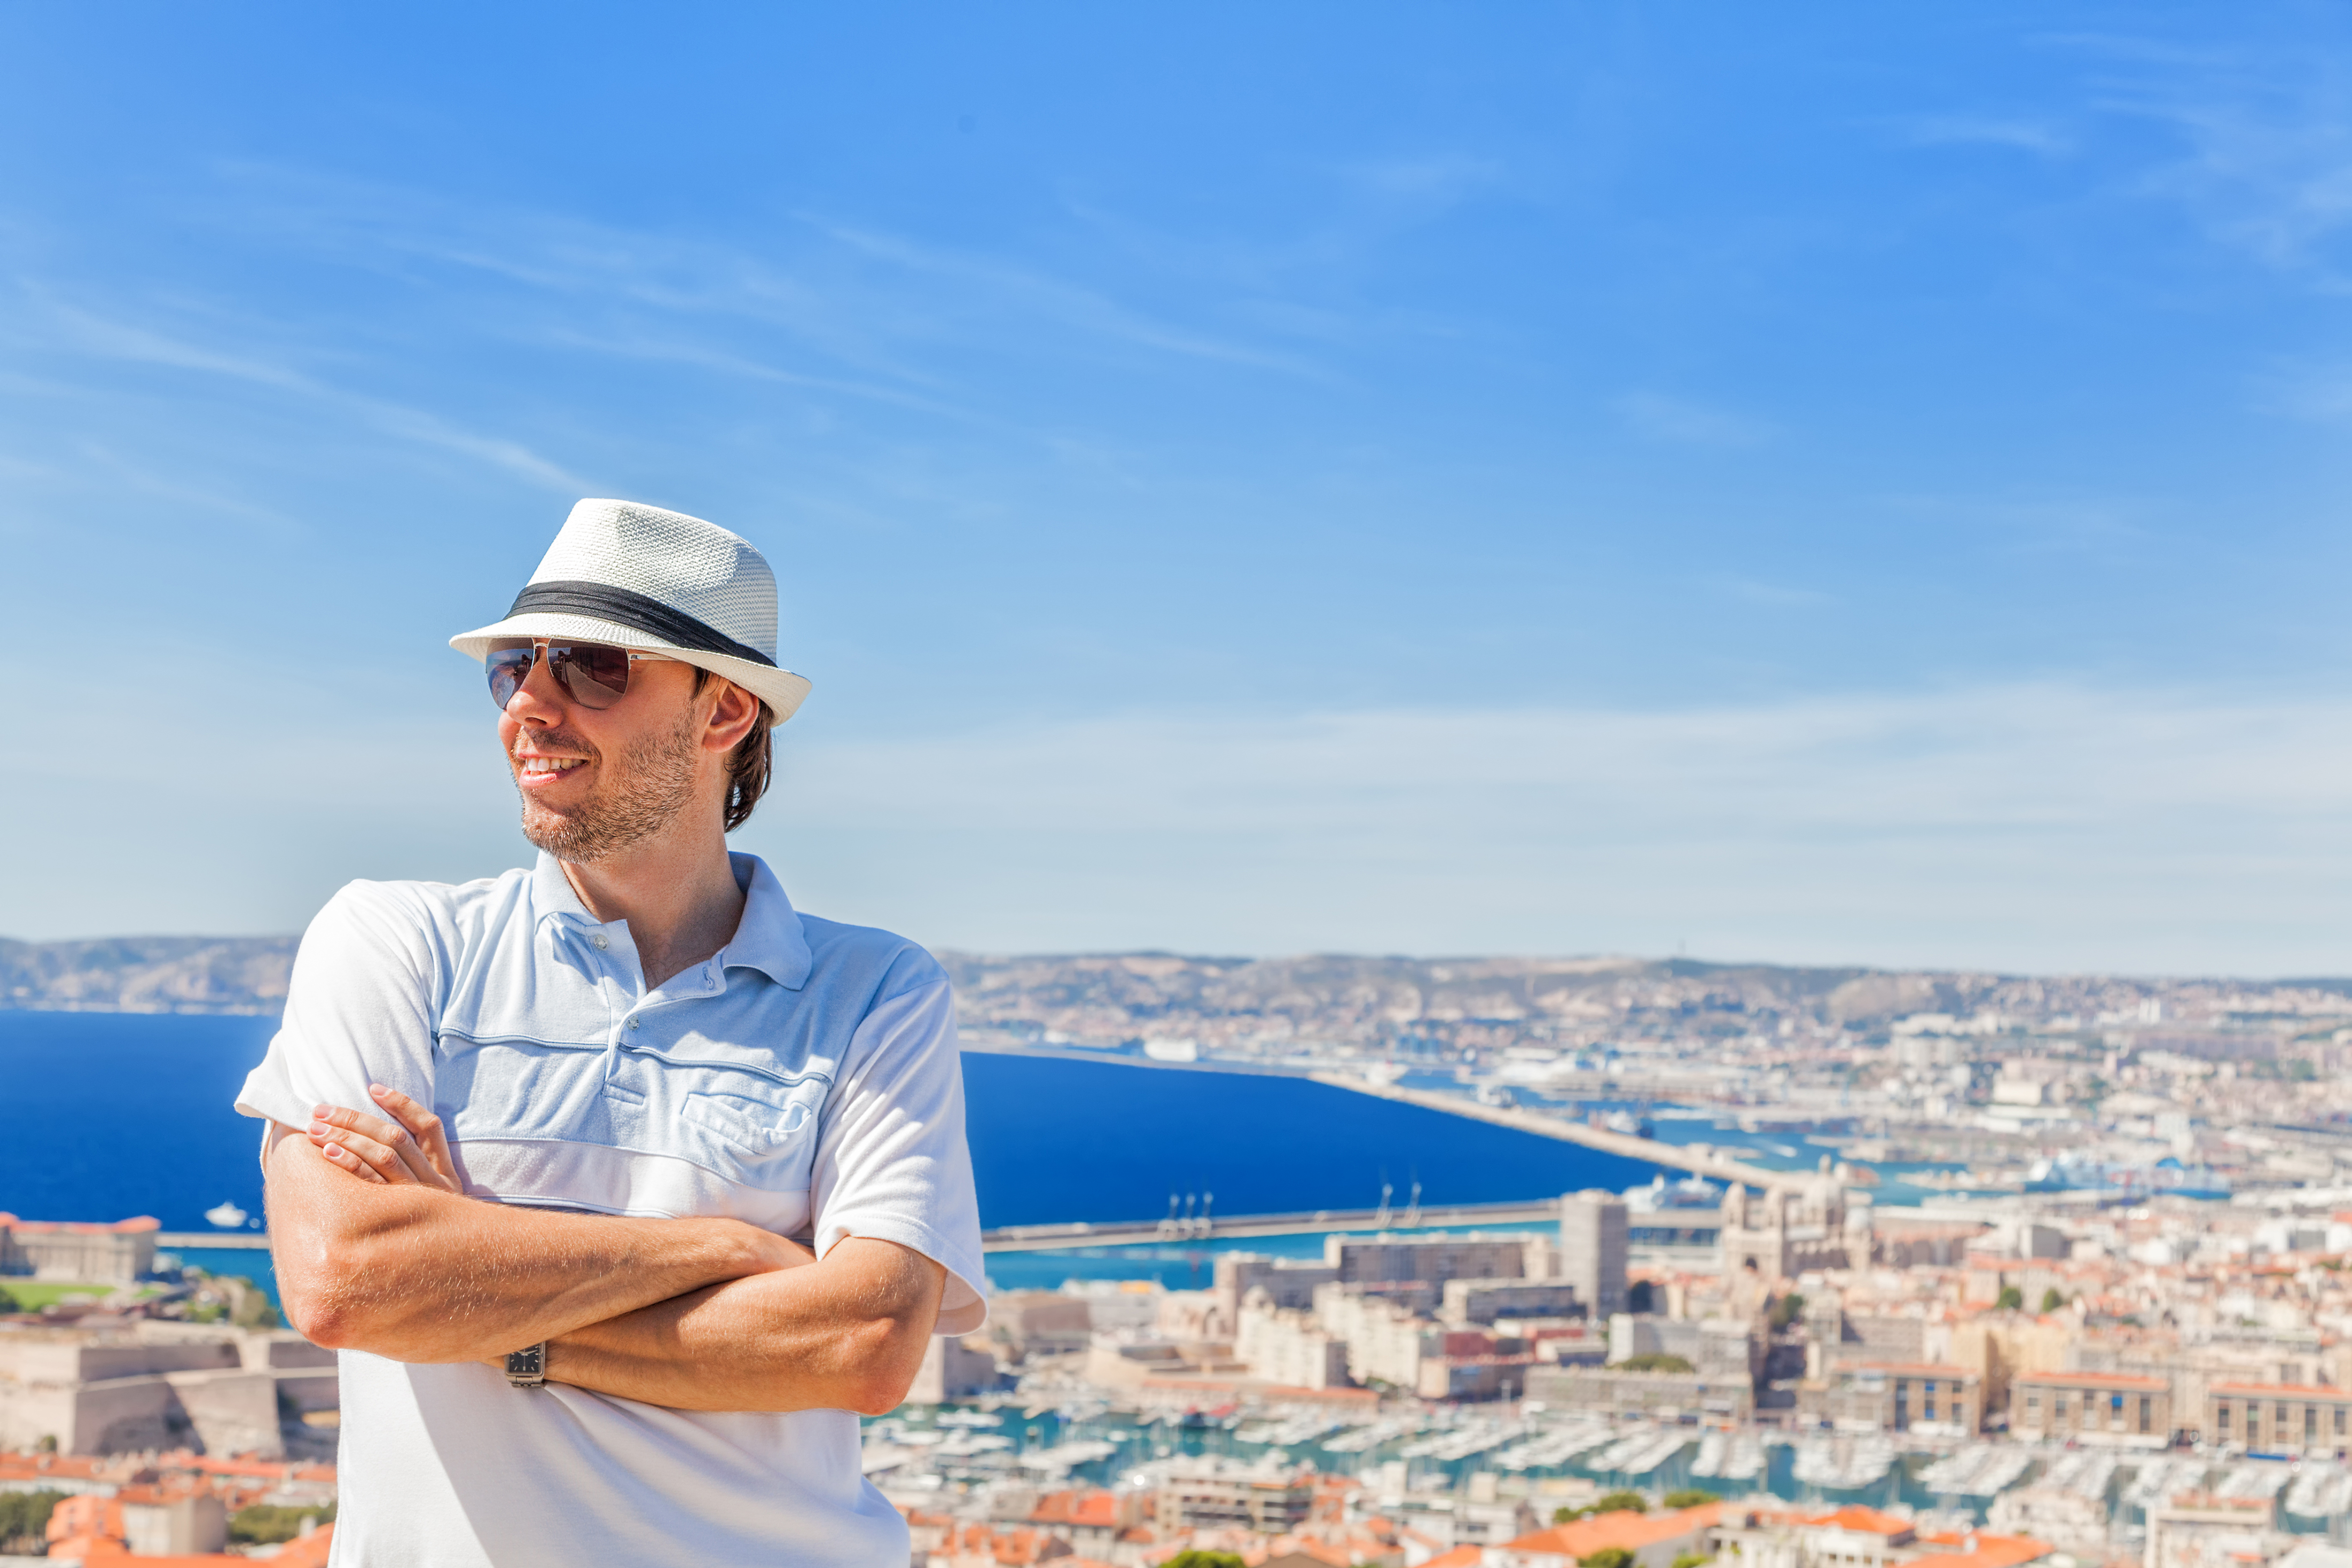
[
  {"xmin": 1304, "ymin": 1071, "xmax": 1791, "ymax": 1190},
  {"xmin": 980, "ymin": 1196, "xmax": 1565, "ymax": 1253}
]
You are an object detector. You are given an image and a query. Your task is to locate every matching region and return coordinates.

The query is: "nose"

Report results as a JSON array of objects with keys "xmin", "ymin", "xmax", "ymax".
[{"xmin": 504, "ymin": 646, "xmax": 572, "ymax": 723}]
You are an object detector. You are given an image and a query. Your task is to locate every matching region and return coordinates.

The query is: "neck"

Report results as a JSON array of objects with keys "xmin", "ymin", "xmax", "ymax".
[{"xmin": 557, "ymin": 817, "xmax": 746, "ymax": 992}]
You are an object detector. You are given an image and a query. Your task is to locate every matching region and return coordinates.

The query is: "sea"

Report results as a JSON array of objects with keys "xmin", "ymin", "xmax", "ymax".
[{"xmin": 0, "ymin": 1011, "xmax": 1683, "ymax": 1304}]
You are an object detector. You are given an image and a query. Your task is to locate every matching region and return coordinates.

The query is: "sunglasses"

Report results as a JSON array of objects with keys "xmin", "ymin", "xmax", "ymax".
[{"xmin": 487, "ymin": 638, "xmax": 675, "ymax": 711}]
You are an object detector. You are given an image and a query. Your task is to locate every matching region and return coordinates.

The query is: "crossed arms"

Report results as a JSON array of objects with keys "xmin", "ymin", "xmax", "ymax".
[{"xmin": 264, "ymin": 1088, "xmax": 946, "ymax": 1416}]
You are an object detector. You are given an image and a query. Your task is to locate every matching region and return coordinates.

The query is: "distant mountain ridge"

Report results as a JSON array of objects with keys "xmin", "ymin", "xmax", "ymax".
[
  {"xmin": 8, "ymin": 937, "xmax": 2338, "ymax": 1051},
  {"xmin": 0, "ymin": 935, "xmax": 299, "ymax": 1014},
  {"xmin": 6, "ymin": 936, "xmax": 1895, "ymax": 1023}
]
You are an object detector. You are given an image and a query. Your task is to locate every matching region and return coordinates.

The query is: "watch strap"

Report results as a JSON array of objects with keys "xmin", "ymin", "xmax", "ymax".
[{"xmin": 505, "ymin": 1342, "xmax": 548, "ymax": 1388}]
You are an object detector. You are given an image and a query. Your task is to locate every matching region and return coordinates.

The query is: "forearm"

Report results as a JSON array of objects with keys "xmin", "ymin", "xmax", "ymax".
[
  {"xmin": 267, "ymin": 1132, "xmax": 807, "ymax": 1361},
  {"xmin": 542, "ymin": 1237, "xmax": 946, "ymax": 1415}
]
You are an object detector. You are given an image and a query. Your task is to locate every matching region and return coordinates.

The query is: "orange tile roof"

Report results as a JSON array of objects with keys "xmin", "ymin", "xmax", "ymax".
[
  {"xmin": 1503, "ymin": 1502, "xmax": 1722, "ymax": 1558},
  {"xmin": 2017, "ymin": 1371, "xmax": 2168, "ymax": 1391},
  {"xmin": 1420, "ymin": 1549, "xmax": 1484, "ymax": 1568},
  {"xmin": 1247, "ymin": 1542, "xmax": 1350, "ymax": 1567},
  {"xmin": 1031, "ymin": 1489, "xmax": 1125, "ymax": 1528},
  {"xmin": 1913, "ymin": 1531, "xmax": 2052, "ymax": 1568},
  {"xmin": 271, "ymin": 1528, "xmax": 336, "ymax": 1568},
  {"xmin": 1807, "ymin": 1505, "xmax": 1917, "ymax": 1538}
]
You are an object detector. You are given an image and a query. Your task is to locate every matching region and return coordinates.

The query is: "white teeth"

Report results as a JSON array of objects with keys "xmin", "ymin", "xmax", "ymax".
[{"xmin": 520, "ymin": 756, "xmax": 584, "ymax": 773}]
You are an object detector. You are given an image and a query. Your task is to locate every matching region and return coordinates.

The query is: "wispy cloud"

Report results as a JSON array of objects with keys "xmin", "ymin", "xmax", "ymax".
[
  {"xmin": 804, "ymin": 218, "xmax": 1328, "ymax": 378},
  {"xmin": 67, "ymin": 441, "xmax": 308, "ymax": 540},
  {"xmin": 200, "ymin": 164, "xmax": 1329, "ymax": 390},
  {"xmin": 47, "ymin": 301, "xmax": 310, "ymax": 390},
  {"xmin": 1614, "ymin": 391, "xmax": 1775, "ymax": 448},
  {"xmin": 29, "ymin": 291, "xmax": 591, "ymax": 493},
  {"xmin": 1893, "ymin": 115, "xmax": 2075, "ymax": 157},
  {"xmin": 2069, "ymin": 35, "xmax": 2352, "ymax": 280}
]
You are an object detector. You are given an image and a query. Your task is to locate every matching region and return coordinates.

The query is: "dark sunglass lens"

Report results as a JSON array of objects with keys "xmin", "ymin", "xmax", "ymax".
[
  {"xmin": 549, "ymin": 643, "xmax": 632, "ymax": 707},
  {"xmin": 486, "ymin": 643, "xmax": 538, "ymax": 709}
]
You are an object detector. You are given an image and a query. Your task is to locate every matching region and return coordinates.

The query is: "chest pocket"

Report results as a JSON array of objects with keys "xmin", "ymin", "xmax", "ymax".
[
  {"xmin": 604, "ymin": 1043, "xmax": 832, "ymax": 1194},
  {"xmin": 680, "ymin": 1088, "xmax": 814, "ymax": 1153}
]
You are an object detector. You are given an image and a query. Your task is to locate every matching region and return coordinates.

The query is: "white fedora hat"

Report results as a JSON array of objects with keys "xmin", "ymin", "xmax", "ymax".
[{"xmin": 449, "ymin": 499, "xmax": 811, "ymax": 725}]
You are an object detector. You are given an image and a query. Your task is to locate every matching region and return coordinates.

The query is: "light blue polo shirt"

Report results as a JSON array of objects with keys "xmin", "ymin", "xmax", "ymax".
[{"xmin": 235, "ymin": 850, "xmax": 984, "ymax": 1568}]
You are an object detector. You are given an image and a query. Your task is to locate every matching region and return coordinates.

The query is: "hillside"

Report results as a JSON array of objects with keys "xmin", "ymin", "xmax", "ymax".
[
  {"xmin": 4, "ymin": 937, "xmax": 2322, "ymax": 1057},
  {"xmin": 0, "ymin": 936, "xmax": 298, "ymax": 1014}
]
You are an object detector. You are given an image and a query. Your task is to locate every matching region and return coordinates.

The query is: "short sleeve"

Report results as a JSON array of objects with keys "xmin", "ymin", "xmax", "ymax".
[
  {"xmin": 808, "ymin": 977, "xmax": 988, "ymax": 1336},
  {"xmin": 234, "ymin": 882, "xmax": 444, "ymax": 1144}
]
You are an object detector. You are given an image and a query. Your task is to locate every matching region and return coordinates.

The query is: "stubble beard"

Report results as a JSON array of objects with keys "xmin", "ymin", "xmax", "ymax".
[{"xmin": 516, "ymin": 708, "xmax": 701, "ymax": 863}]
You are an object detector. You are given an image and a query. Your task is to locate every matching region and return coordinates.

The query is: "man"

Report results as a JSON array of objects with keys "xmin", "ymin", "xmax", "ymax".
[{"xmin": 235, "ymin": 499, "xmax": 985, "ymax": 1566}]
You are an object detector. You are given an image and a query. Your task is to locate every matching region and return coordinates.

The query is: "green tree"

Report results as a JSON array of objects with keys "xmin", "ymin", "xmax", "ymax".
[
  {"xmin": 1593, "ymin": 1491, "xmax": 1648, "ymax": 1515},
  {"xmin": 1163, "ymin": 1553, "xmax": 1246, "ymax": 1568},
  {"xmin": 1995, "ymin": 1286, "xmax": 2024, "ymax": 1311},
  {"xmin": 0, "ymin": 1490, "xmax": 64, "ymax": 1552},
  {"xmin": 1613, "ymin": 1353, "xmax": 1695, "ymax": 1374},
  {"xmin": 1671, "ymin": 1554, "xmax": 1715, "ymax": 1568},
  {"xmin": 230, "ymin": 1504, "xmax": 340, "ymax": 1546},
  {"xmin": 2039, "ymin": 1288, "xmax": 2066, "ymax": 1313},
  {"xmin": 1583, "ymin": 1549, "xmax": 1637, "ymax": 1568},
  {"xmin": 1663, "ymin": 1489, "xmax": 1721, "ymax": 1510},
  {"xmin": 1769, "ymin": 1292, "xmax": 1806, "ymax": 1331}
]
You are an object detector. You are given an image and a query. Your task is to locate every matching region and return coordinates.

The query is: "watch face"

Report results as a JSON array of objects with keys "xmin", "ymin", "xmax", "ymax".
[{"xmin": 507, "ymin": 1344, "xmax": 546, "ymax": 1379}]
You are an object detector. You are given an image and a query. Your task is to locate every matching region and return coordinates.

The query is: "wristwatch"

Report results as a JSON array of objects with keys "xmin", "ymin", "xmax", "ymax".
[{"xmin": 505, "ymin": 1343, "xmax": 548, "ymax": 1388}]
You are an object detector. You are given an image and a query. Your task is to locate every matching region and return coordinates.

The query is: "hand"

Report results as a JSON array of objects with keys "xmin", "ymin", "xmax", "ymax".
[{"xmin": 307, "ymin": 1085, "xmax": 465, "ymax": 1193}]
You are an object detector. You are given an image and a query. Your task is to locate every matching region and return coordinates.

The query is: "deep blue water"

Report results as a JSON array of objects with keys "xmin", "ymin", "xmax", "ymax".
[
  {"xmin": 0, "ymin": 1011, "xmax": 280, "ymax": 1233},
  {"xmin": 0, "ymin": 1012, "xmax": 1654, "ymax": 1235},
  {"xmin": 962, "ymin": 1052, "xmax": 1655, "ymax": 1223}
]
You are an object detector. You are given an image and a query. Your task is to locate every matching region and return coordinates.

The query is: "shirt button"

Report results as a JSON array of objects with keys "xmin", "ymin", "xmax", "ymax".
[
  {"xmin": 593, "ymin": 935, "xmax": 609, "ymax": 950},
  {"xmin": 628, "ymin": 1017, "xmax": 640, "ymax": 1030}
]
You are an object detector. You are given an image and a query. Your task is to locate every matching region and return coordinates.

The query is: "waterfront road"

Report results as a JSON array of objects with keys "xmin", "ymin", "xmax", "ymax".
[
  {"xmin": 979, "ymin": 1197, "xmax": 1567, "ymax": 1253},
  {"xmin": 1304, "ymin": 1072, "xmax": 1791, "ymax": 1191}
]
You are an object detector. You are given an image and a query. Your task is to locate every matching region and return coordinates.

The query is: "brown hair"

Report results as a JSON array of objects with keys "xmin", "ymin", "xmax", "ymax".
[{"xmin": 694, "ymin": 669, "xmax": 775, "ymax": 833}]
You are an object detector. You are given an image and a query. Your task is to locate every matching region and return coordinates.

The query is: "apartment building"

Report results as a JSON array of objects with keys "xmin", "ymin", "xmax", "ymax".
[
  {"xmin": 2012, "ymin": 1372, "xmax": 2170, "ymax": 1447},
  {"xmin": 2208, "ymin": 1383, "xmax": 2352, "ymax": 1457},
  {"xmin": 1798, "ymin": 1364, "xmax": 1982, "ymax": 1435}
]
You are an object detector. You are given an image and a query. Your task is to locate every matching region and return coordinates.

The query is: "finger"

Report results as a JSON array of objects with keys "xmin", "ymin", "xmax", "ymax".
[
  {"xmin": 369, "ymin": 1085, "xmax": 462, "ymax": 1185},
  {"xmin": 309, "ymin": 1119, "xmax": 409, "ymax": 1184},
  {"xmin": 315, "ymin": 1101, "xmax": 438, "ymax": 1186},
  {"xmin": 368, "ymin": 1083, "xmax": 447, "ymax": 1152},
  {"xmin": 313, "ymin": 1102, "xmax": 406, "ymax": 1148},
  {"xmin": 310, "ymin": 1136, "xmax": 387, "ymax": 1184}
]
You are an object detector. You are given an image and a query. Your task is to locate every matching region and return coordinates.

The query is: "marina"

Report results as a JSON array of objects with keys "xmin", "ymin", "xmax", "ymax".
[{"xmin": 858, "ymin": 1396, "xmax": 2352, "ymax": 1551}]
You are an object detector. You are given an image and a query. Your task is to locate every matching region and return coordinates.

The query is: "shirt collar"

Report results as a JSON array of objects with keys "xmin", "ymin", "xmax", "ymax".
[
  {"xmin": 529, "ymin": 849, "xmax": 812, "ymax": 991},
  {"xmin": 716, "ymin": 851, "xmax": 813, "ymax": 990},
  {"xmin": 531, "ymin": 851, "xmax": 597, "ymax": 925}
]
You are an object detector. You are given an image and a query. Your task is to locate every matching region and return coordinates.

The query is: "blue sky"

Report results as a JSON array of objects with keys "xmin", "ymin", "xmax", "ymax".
[{"xmin": 6, "ymin": 3, "xmax": 2352, "ymax": 973}]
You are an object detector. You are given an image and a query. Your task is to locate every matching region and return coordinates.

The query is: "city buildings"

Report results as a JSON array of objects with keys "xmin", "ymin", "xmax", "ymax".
[
  {"xmin": 0, "ymin": 1216, "xmax": 159, "ymax": 1285},
  {"xmin": 2011, "ymin": 1371, "xmax": 2170, "ymax": 1446},
  {"xmin": 0, "ymin": 1323, "xmax": 334, "ymax": 1457},
  {"xmin": 1558, "ymin": 1191, "xmax": 1628, "ymax": 1318}
]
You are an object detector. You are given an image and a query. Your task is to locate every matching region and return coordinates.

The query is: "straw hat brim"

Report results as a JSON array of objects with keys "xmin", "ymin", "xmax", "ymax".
[{"xmin": 449, "ymin": 611, "xmax": 810, "ymax": 726}]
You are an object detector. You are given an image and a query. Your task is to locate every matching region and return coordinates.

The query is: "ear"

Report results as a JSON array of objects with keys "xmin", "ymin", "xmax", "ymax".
[{"xmin": 699, "ymin": 675, "xmax": 764, "ymax": 755}]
